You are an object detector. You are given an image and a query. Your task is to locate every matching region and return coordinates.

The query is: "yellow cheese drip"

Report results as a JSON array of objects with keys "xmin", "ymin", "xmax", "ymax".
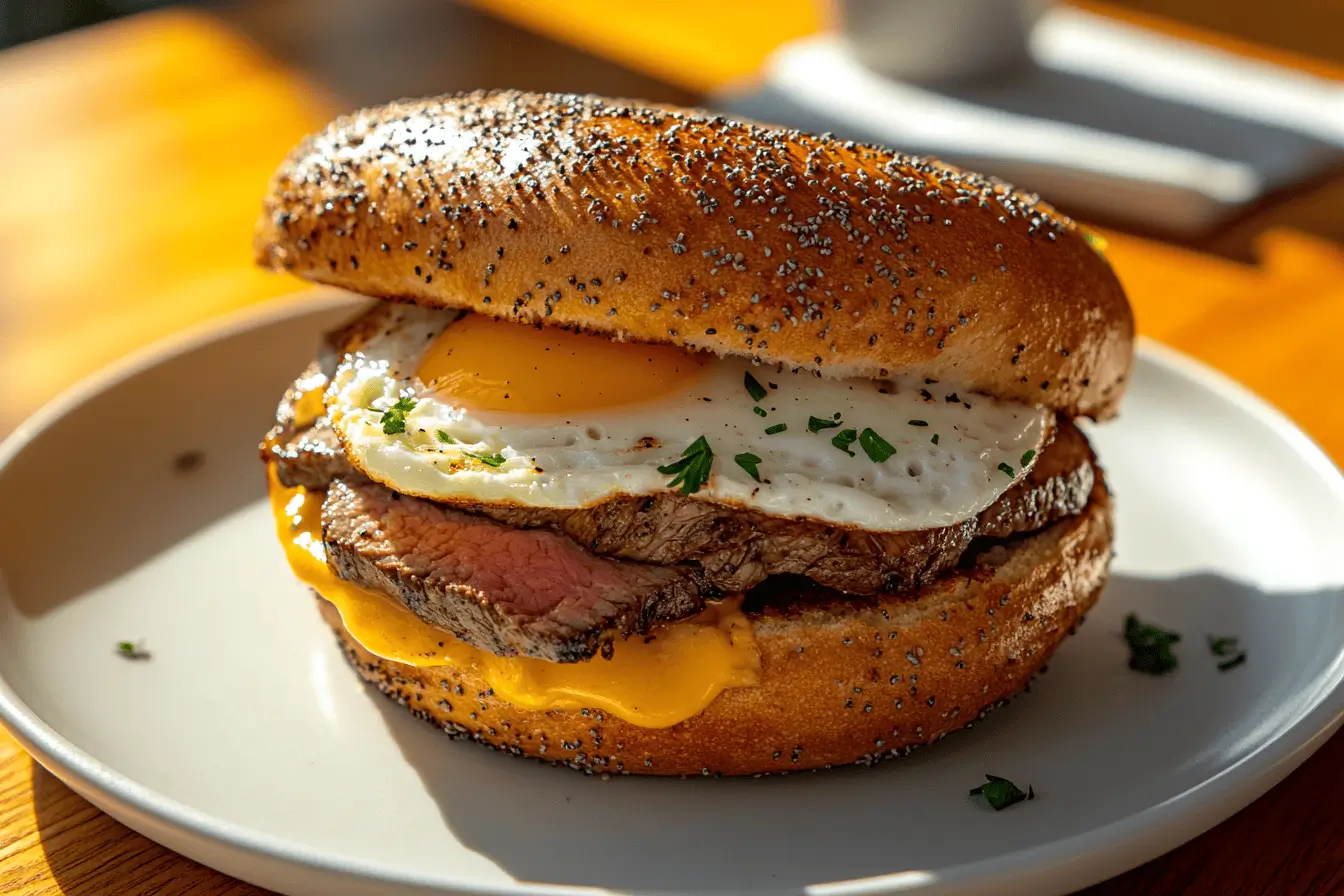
[{"xmin": 267, "ymin": 466, "xmax": 760, "ymax": 728}]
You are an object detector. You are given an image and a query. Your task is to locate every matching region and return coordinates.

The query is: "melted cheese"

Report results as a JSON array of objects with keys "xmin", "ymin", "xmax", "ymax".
[
  {"xmin": 267, "ymin": 466, "xmax": 760, "ymax": 728},
  {"xmin": 291, "ymin": 385, "xmax": 326, "ymax": 429}
]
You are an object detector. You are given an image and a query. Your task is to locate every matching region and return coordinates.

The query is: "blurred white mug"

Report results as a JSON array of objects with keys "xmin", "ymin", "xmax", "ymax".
[{"xmin": 838, "ymin": 0, "xmax": 1052, "ymax": 82}]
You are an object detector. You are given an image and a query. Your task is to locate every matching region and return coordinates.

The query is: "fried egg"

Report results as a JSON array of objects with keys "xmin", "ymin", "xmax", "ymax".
[{"xmin": 324, "ymin": 304, "xmax": 1050, "ymax": 531}]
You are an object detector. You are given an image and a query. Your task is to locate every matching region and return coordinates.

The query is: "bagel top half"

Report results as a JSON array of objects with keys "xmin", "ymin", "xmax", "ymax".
[{"xmin": 255, "ymin": 89, "xmax": 1134, "ymax": 419}]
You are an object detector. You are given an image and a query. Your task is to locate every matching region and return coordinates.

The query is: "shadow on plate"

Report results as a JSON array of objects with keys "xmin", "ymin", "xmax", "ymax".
[
  {"xmin": 0, "ymin": 301, "xmax": 359, "ymax": 621},
  {"xmin": 363, "ymin": 571, "xmax": 1344, "ymax": 892}
]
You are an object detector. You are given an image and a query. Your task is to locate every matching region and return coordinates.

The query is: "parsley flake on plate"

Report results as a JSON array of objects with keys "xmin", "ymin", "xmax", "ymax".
[
  {"xmin": 116, "ymin": 640, "xmax": 151, "ymax": 661},
  {"xmin": 380, "ymin": 396, "xmax": 417, "ymax": 434},
  {"xmin": 753, "ymin": 406, "xmax": 768, "ymax": 417},
  {"xmin": 1020, "ymin": 449, "xmax": 1036, "ymax": 467},
  {"xmin": 658, "ymin": 436, "xmax": 714, "ymax": 495},
  {"xmin": 764, "ymin": 422, "xmax": 787, "ymax": 435},
  {"xmin": 859, "ymin": 428, "xmax": 896, "ymax": 463},
  {"xmin": 734, "ymin": 452, "xmax": 763, "ymax": 482},
  {"xmin": 969, "ymin": 774, "xmax": 1034, "ymax": 811},
  {"xmin": 1124, "ymin": 614, "xmax": 1181, "ymax": 674},
  {"xmin": 1208, "ymin": 635, "xmax": 1247, "ymax": 671}
]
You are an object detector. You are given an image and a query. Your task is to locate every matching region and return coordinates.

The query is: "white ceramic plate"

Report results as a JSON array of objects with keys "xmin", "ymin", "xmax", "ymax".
[{"xmin": 1, "ymin": 293, "xmax": 1342, "ymax": 896}]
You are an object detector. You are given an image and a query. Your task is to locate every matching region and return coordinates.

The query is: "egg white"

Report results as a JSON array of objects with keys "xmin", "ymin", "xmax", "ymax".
[{"xmin": 325, "ymin": 305, "xmax": 1050, "ymax": 531}]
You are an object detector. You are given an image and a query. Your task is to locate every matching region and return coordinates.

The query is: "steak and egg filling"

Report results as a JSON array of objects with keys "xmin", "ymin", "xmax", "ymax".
[{"xmin": 262, "ymin": 302, "xmax": 1104, "ymax": 730}]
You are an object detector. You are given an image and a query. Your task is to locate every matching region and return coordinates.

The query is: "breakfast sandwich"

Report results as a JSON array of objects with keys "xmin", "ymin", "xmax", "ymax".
[{"xmin": 256, "ymin": 90, "xmax": 1133, "ymax": 775}]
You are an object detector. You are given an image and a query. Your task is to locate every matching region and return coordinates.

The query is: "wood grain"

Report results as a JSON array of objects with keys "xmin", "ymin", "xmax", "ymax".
[
  {"xmin": 0, "ymin": 733, "xmax": 263, "ymax": 895},
  {"xmin": 0, "ymin": 9, "xmax": 332, "ymax": 436},
  {"xmin": 0, "ymin": 2, "xmax": 1342, "ymax": 895}
]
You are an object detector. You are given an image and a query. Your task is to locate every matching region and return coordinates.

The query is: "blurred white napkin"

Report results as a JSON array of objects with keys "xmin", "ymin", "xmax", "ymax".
[{"xmin": 714, "ymin": 6, "xmax": 1344, "ymax": 235}]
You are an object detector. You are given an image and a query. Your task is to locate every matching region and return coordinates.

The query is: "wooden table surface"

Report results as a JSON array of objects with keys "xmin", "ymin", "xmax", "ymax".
[{"xmin": 0, "ymin": 2, "xmax": 1342, "ymax": 893}]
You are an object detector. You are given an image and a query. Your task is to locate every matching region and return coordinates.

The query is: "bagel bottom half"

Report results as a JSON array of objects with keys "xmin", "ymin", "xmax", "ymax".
[{"xmin": 320, "ymin": 477, "xmax": 1112, "ymax": 776}]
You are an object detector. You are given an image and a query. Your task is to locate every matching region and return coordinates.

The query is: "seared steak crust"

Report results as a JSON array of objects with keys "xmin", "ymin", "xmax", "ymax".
[
  {"xmin": 261, "ymin": 325, "xmax": 362, "ymax": 489},
  {"xmin": 267, "ymin": 412, "xmax": 353, "ymax": 490}
]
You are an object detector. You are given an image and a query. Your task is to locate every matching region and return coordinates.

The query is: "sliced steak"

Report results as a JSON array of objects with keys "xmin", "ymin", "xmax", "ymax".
[
  {"xmin": 269, "ymin": 414, "xmax": 357, "ymax": 490},
  {"xmin": 261, "ymin": 357, "xmax": 361, "ymax": 489},
  {"xmin": 976, "ymin": 422, "xmax": 1095, "ymax": 538},
  {"xmin": 322, "ymin": 477, "xmax": 712, "ymax": 662}
]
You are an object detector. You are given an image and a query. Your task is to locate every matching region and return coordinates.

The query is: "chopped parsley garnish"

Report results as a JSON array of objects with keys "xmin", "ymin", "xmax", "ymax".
[
  {"xmin": 116, "ymin": 640, "xmax": 150, "ymax": 661},
  {"xmin": 435, "ymin": 429, "xmax": 456, "ymax": 444},
  {"xmin": 734, "ymin": 452, "xmax": 762, "ymax": 482},
  {"xmin": 463, "ymin": 450, "xmax": 506, "ymax": 467},
  {"xmin": 807, "ymin": 415, "xmax": 841, "ymax": 433},
  {"xmin": 658, "ymin": 436, "xmax": 714, "ymax": 495},
  {"xmin": 1125, "ymin": 614, "xmax": 1181, "ymax": 674},
  {"xmin": 1020, "ymin": 449, "xmax": 1036, "ymax": 467},
  {"xmin": 764, "ymin": 422, "xmax": 788, "ymax": 435},
  {"xmin": 744, "ymin": 372, "xmax": 768, "ymax": 402},
  {"xmin": 380, "ymin": 396, "xmax": 417, "ymax": 434},
  {"xmin": 907, "ymin": 419, "xmax": 928, "ymax": 427},
  {"xmin": 997, "ymin": 461, "xmax": 1015, "ymax": 477},
  {"xmin": 931, "ymin": 433, "xmax": 940, "ymax": 445},
  {"xmin": 859, "ymin": 428, "xmax": 896, "ymax": 463},
  {"xmin": 969, "ymin": 774, "xmax": 1034, "ymax": 811},
  {"xmin": 831, "ymin": 428, "xmax": 858, "ymax": 456},
  {"xmin": 1208, "ymin": 635, "xmax": 1246, "ymax": 671},
  {"xmin": 753, "ymin": 406, "xmax": 768, "ymax": 417}
]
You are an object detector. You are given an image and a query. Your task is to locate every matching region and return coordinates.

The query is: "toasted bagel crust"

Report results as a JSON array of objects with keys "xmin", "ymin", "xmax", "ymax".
[
  {"xmin": 256, "ymin": 90, "xmax": 1133, "ymax": 418},
  {"xmin": 321, "ymin": 476, "xmax": 1112, "ymax": 775}
]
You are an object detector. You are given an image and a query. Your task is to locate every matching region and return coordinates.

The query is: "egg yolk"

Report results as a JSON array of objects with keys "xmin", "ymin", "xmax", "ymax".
[
  {"xmin": 267, "ymin": 466, "xmax": 760, "ymax": 727},
  {"xmin": 416, "ymin": 314, "xmax": 707, "ymax": 413}
]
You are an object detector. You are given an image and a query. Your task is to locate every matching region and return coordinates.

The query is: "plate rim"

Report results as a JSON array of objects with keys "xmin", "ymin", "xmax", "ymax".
[{"xmin": 1, "ymin": 295, "xmax": 1342, "ymax": 896}]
